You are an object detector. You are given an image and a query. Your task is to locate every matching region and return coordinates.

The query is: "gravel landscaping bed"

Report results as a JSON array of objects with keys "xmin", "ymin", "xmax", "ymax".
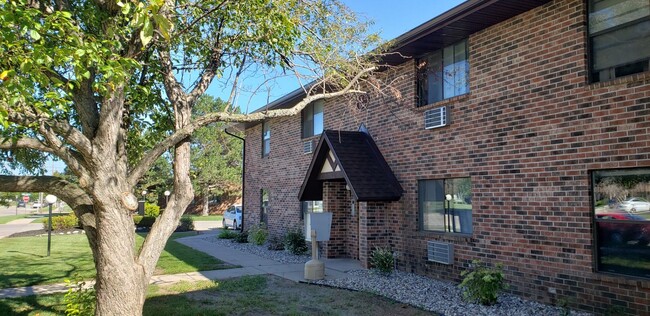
[
  {"xmin": 205, "ymin": 234, "xmax": 592, "ymax": 316},
  {"xmin": 206, "ymin": 235, "xmax": 310, "ymax": 264}
]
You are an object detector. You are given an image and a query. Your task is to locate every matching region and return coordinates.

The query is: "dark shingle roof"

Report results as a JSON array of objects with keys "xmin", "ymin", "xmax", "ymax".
[{"xmin": 299, "ymin": 130, "xmax": 403, "ymax": 202}]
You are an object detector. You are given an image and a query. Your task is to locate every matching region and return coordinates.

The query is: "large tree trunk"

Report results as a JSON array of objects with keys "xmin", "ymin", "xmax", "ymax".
[{"xmin": 93, "ymin": 198, "xmax": 146, "ymax": 315}]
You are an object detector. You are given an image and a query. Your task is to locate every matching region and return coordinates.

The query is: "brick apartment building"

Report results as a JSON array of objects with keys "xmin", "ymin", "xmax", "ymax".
[{"xmin": 241, "ymin": 0, "xmax": 650, "ymax": 314}]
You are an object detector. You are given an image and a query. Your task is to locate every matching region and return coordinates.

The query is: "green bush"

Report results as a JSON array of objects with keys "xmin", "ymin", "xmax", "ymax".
[
  {"xmin": 218, "ymin": 229, "xmax": 238, "ymax": 239},
  {"xmin": 133, "ymin": 216, "xmax": 156, "ymax": 228},
  {"xmin": 284, "ymin": 228, "xmax": 308, "ymax": 255},
  {"xmin": 234, "ymin": 231, "xmax": 248, "ymax": 243},
  {"xmin": 63, "ymin": 278, "xmax": 95, "ymax": 316},
  {"xmin": 145, "ymin": 203, "xmax": 160, "ymax": 217},
  {"xmin": 42, "ymin": 214, "xmax": 79, "ymax": 231},
  {"xmin": 369, "ymin": 247, "xmax": 394, "ymax": 275},
  {"xmin": 177, "ymin": 217, "xmax": 194, "ymax": 231},
  {"xmin": 458, "ymin": 260, "xmax": 508, "ymax": 305},
  {"xmin": 267, "ymin": 235, "xmax": 285, "ymax": 251},
  {"xmin": 247, "ymin": 222, "xmax": 268, "ymax": 245}
]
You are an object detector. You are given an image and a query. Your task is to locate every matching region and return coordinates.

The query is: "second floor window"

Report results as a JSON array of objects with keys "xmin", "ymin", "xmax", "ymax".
[
  {"xmin": 417, "ymin": 39, "xmax": 469, "ymax": 106},
  {"xmin": 302, "ymin": 100, "xmax": 324, "ymax": 138},
  {"xmin": 589, "ymin": 0, "xmax": 650, "ymax": 82},
  {"xmin": 262, "ymin": 121, "xmax": 270, "ymax": 157}
]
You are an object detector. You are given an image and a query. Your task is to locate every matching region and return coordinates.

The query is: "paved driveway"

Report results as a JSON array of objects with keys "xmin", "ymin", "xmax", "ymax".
[{"xmin": 0, "ymin": 218, "xmax": 43, "ymax": 239}]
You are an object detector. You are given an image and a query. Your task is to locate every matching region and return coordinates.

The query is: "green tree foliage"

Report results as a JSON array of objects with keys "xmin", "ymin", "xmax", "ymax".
[{"xmin": 191, "ymin": 96, "xmax": 242, "ymax": 204}]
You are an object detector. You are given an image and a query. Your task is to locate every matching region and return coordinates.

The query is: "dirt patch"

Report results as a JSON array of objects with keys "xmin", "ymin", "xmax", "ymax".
[{"xmin": 7, "ymin": 228, "xmax": 85, "ymax": 238}]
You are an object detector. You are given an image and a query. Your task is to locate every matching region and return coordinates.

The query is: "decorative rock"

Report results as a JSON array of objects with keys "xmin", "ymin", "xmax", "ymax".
[{"xmin": 205, "ymin": 234, "xmax": 592, "ymax": 316}]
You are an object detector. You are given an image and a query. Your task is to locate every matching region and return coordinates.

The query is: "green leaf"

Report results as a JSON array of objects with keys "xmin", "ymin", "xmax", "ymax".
[
  {"xmin": 29, "ymin": 29, "xmax": 40, "ymax": 40},
  {"xmin": 152, "ymin": 14, "xmax": 171, "ymax": 41},
  {"xmin": 140, "ymin": 18, "xmax": 153, "ymax": 47}
]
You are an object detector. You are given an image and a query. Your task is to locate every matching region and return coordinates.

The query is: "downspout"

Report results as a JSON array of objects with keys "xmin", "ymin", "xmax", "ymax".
[{"xmin": 225, "ymin": 128, "xmax": 245, "ymax": 231}]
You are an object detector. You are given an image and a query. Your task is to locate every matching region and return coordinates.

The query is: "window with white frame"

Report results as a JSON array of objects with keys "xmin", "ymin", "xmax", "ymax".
[{"xmin": 417, "ymin": 39, "xmax": 469, "ymax": 106}]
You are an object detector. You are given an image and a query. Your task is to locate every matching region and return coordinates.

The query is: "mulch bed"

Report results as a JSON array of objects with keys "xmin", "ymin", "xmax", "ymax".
[{"xmin": 8, "ymin": 228, "xmax": 85, "ymax": 238}]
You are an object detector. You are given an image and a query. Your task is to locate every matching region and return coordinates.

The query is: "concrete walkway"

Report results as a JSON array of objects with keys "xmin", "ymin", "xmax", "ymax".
[
  {"xmin": 0, "ymin": 218, "xmax": 44, "ymax": 239},
  {"xmin": 0, "ymin": 230, "xmax": 361, "ymax": 299}
]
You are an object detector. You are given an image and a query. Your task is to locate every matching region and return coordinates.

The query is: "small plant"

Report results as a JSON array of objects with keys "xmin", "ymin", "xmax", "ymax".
[
  {"xmin": 218, "ymin": 229, "xmax": 238, "ymax": 239},
  {"xmin": 43, "ymin": 214, "xmax": 79, "ymax": 231},
  {"xmin": 234, "ymin": 231, "xmax": 249, "ymax": 243},
  {"xmin": 267, "ymin": 235, "xmax": 285, "ymax": 250},
  {"xmin": 144, "ymin": 203, "xmax": 161, "ymax": 217},
  {"xmin": 177, "ymin": 217, "xmax": 194, "ymax": 231},
  {"xmin": 557, "ymin": 298, "xmax": 572, "ymax": 316},
  {"xmin": 247, "ymin": 222, "xmax": 268, "ymax": 245},
  {"xmin": 284, "ymin": 228, "xmax": 308, "ymax": 255},
  {"xmin": 133, "ymin": 216, "xmax": 156, "ymax": 228},
  {"xmin": 63, "ymin": 278, "xmax": 95, "ymax": 316},
  {"xmin": 369, "ymin": 247, "xmax": 394, "ymax": 275},
  {"xmin": 458, "ymin": 260, "xmax": 508, "ymax": 305}
]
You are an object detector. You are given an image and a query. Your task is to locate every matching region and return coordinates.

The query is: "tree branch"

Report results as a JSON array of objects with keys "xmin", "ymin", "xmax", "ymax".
[
  {"xmin": 6, "ymin": 107, "xmax": 93, "ymax": 159},
  {"xmin": 0, "ymin": 137, "xmax": 53, "ymax": 153},
  {"xmin": 0, "ymin": 175, "xmax": 96, "ymax": 231},
  {"xmin": 127, "ymin": 65, "xmax": 376, "ymax": 186}
]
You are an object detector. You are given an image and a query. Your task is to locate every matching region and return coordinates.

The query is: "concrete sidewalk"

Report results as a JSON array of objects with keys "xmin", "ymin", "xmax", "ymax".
[
  {"xmin": 0, "ymin": 218, "xmax": 44, "ymax": 239},
  {"xmin": 0, "ymin": 230, "xmax": 361, "ymax": 299}
]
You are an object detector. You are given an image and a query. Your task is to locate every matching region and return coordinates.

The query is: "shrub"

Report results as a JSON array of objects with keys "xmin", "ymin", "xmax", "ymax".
[
  {"xmin": 247, "ymin": 222, "xmax": 268, "ymax": 245},
  {"xmin": 43, "ymin": 214, "xmax": 79, "ymax": 231},
  {"xmin": 218, "ymin": 229, "xmax": 238, "ymax": 239},
  {"xmin": 234, "ymin": 231, "xmax": 248, "ymax": 243},
  {"xmin": 177, "ymin": 217, "xmax": 194, "ymax": 231},
  {"xmin": 284, "ymin": 228, "xmax": 308, "ymax": 255},
  {"xmin": 267, "ymin": 235, "xmax": 285, "ymax": 251},
  {"xmin": 144, "ymin": 203, "xmax": 160, "ymax": 217},
  {"xmin": 369, "ymin": 247, "xmax": 394, "ymax": 275},
  {"xmin": 133, "ymin": 216, "xmax": 156, "ymax": 228},
  {"xmin": 458, "ymin": 260, "xmax": 508, "ymax": 305},
  {"xmin": 63, "ymin": 278, "xmax": 95, "ymax": 316}
]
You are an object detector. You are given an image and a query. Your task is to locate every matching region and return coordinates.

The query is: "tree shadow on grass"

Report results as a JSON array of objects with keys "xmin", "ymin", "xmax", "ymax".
[{"xmin": 0, "ymin": 293, "xmax": 66, "ymax": 315}]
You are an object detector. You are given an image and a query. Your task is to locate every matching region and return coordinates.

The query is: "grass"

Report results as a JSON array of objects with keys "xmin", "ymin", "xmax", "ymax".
[
  {"xmin": 0, "ymin": 275, "xmax": 433, "ymax": 316},
  {"xmin": 0, "ymin": 232, "xmax": 231, "ymax": 288},
  {"xmin": 182, "ymin": 214, "xmax": 223, "ymax": 222}
]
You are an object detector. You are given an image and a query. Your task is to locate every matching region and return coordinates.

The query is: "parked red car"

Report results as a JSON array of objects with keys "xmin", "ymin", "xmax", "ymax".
[{"xmin": 596, "ymin": 212, "xmax": 649, "ymax": 246}]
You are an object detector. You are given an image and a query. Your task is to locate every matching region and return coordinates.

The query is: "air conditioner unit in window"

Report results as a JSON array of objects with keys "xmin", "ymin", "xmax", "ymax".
[
  {"xmin": 427, "ymin": 241, "xmax": 454, "ymax": 265},
  {"xmin": 303, "ymin": 140, "xmax": 313, "ymax": 154},
  {"xmin": 424, "ymin": 106, "xmax": 447, "ymax": 129}
]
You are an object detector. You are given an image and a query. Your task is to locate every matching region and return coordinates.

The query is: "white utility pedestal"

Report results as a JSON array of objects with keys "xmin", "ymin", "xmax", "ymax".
[{"xmin": 304, "ymin": 229, "xmax": 324, "ymax": 280}]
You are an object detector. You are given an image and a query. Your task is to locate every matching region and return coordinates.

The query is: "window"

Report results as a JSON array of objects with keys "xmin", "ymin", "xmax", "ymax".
[
  {"xmin": 260, "ymin": 189, "xmax": 269, "ymax": 223},
  {"xmin": 592, "ymin": 168, "xmax": 650, "ymax": 278},
  {"xmin": 589, "ymin": 0, "xmax": 650, "ymax": 82},
  {"xmin": 419, "ymin": 178, "xmax": 473, "ymax": 234},
  {"xmin": 417, "ymin": 39, "xmax": 469, "ymax": 106},
  {"xmin": 302, "ymin": 100, "xmax": 324, "ymax": 138},
  {"xmin": 262, "ymin": 121, "xmax": 270, "ymax": 157}
]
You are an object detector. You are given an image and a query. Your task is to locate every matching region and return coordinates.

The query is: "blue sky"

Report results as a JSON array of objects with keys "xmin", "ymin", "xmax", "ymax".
[{"xmin": 205, "ymin": 0, "xmax": 467, "ymax": 114}]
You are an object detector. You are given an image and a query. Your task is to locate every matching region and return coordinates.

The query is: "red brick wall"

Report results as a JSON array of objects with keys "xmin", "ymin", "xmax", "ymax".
[{"xmin": 244, "ymin": 0, "xmax": 650, "ymax": 313}]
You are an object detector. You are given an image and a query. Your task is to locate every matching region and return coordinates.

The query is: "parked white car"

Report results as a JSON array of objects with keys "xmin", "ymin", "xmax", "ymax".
[
  {"xmin": 32, "ymin": 202, "xmax": 43, "ymax": 209},
  {"xmin": 620, "ymin": 197, "xmax": 650, "ymax": 213},
  {"xmin": 222, "ymin": 204, "xmax": 242, "ymax": 230}
]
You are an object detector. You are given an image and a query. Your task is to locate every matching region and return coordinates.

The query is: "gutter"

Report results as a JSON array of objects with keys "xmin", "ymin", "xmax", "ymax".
[{"xmin": 224, "ymin": 128, "xmax": 246, "ymax": 231}]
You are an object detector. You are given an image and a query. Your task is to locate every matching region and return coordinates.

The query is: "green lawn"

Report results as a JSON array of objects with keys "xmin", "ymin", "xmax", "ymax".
[
  {"xmin": 0, "ymin": 214, "xmax": 30, "ymax": 224},
  {"xmin": 0, "ymin": 275, "xmax": 433, "ymax": 316},
  {"xmin": 0, "ymin": 232, "xmax": 231, "ymax": 288},
  {"xmin": 182, "ymin": 215, "xmax": 223, "ymax": 222}
]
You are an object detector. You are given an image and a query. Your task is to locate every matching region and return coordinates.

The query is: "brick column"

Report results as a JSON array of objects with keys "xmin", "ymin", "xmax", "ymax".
[{"xmin": 322, "ymin": 181, "xmax": 350, "ymax": 258}]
